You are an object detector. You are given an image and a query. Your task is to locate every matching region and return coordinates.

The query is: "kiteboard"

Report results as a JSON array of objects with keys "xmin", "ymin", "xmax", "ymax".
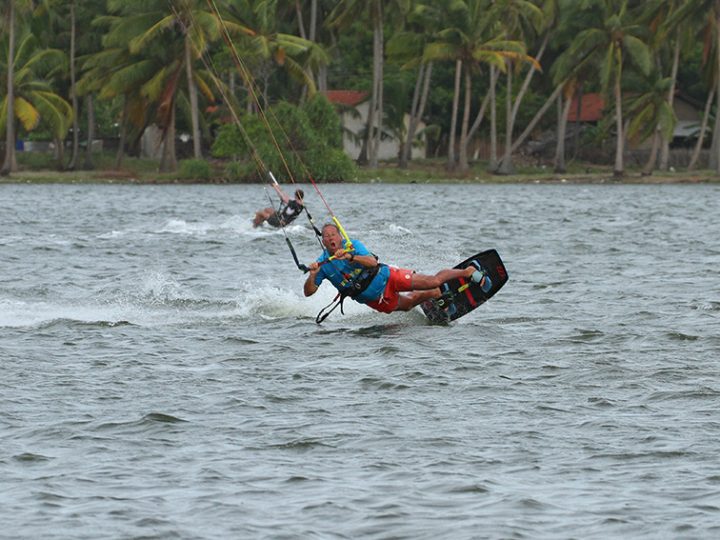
[{"xmin": 421, "ymin": 249, "xmax": 508, "ymax": 324}]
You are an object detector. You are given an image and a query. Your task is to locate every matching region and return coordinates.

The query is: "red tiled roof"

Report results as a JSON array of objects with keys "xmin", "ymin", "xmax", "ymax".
[
  {"xmin": 567, "ymin": 93, "xmax": 605, "ymax": 122},
  {"xmin": 324, "ymin": 90, "xmax": 368, "ymax": 107}
]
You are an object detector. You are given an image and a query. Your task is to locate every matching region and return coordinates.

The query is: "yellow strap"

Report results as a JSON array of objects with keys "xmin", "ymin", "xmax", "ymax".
[{"xmin": 332, "ymin": 216, "xmax": 353, "ymax": 251}]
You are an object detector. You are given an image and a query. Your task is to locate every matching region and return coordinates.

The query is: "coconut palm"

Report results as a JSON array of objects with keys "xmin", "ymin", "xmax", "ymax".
[
  {"xmin": 625, "ymin": 70, "xmax": 676, "ymax": 175},
  {"xmin": 423, "ymin": 0, "xmax": 537, "ymax": 172},
  {"xmin": 670, "ymin": 0, "xmax": 720, "ymax": 174},
  {"xmin": 1, "ymin": 0, "xmax": 35, "ymax": 175},
  {"xmin": 220, "ymin": 0, "xmax": 329, "ymax": 108},
  {"xmin": 555, "ymin": 0, "xmax": 651, "ymax": 178},
  {"xmin": 638, "ymin": 0, "xmax": 692, "ymax": 172},
  {"xmin": 79, "ymin": 17, "xmax": 160, "ymax": 168},
  {"xmin": 330, "ymin": 0, "xmax": 411, "ymax": 168},
  {"xmin": 387, "ymin": 0, "xmax": 443, "ymax": 168},
  {"xmin": 106, "ymin": 0, "xmax": 224, "ymax": 161},
  {"xmin": 0, "ymin": 30, "xmax": 73, "ymax": 172},
  {"xmin": 285, "ymin": 0, "xmax": 337, "ymax": 94},
  {"xmin": 493, "ymin": 0, "xmax": 553, "ymax": 175},
  {"xmin": 491, "ymin": 0, "xmax": 544, "ymax": 174}
]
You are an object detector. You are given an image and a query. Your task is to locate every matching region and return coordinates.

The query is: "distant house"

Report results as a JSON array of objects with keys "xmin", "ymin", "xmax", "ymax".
[
  {"xmin": 567, "ymin": 93, "xmax": 605, "ymax": 123},
  {"xmin": 567, "ymin": 92, "xmax": 705, "ymax": 146},
  {"xmin": 324, "ymin": 90, "xmax": 426, "ymax": 161}
]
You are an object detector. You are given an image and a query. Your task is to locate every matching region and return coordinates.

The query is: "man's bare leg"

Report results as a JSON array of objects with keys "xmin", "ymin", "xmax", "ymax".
[
  {"xmin": 253, "ymin": 208, "xmax": 273, "ymax": 227},
  {"xmin": 410, "ymin": 266, "xmax": 476, "ymax": 291},
  {"xmin": 395, "ymin": 289, "xmax": 441, "ymax": 311}
]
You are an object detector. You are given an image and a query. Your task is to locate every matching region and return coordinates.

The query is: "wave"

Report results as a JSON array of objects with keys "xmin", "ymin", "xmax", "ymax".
[
  {"xmin": 0, "ymin": 274, "xmax": 386, "ymax": 329},
  {"xmin": 93, "ymin": 216, "xmax": 315, "ymax": 241}
]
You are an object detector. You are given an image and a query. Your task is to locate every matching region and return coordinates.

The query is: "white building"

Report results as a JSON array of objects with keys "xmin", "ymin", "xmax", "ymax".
[{"xmin": 324, "ymin": 90, "xmax": 426, "ymax": 161}]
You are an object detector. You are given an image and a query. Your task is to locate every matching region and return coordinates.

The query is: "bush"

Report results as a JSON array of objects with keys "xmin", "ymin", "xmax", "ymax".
[
  {"xmin": 211, "ymin": 101, "xmax": 355, "ymax": 182},
  {"xmin": 303, "ymin": 94, "xmax": 343, "ymax": 149},
  {"xmin": 305, "ymin": 146, "xmax": 357, "ymax": 181},
  {"xmin": 223, "ymin": 160, "xmax": 257, "ymax": 182},
  {"xmin": 178, "ymin": 159, "xmax": 211, "ymax": 180}
]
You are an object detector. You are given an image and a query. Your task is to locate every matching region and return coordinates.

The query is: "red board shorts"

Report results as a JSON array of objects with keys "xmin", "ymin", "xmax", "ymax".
[{"xmin": 365, "ymin": 266, "xmax": 415, "ymax": 313}]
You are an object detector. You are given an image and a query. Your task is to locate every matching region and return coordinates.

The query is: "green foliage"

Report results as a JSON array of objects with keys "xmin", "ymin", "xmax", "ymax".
[
  {"xmin": 178, "ymin": 159, "xmax": 212, "ymax": 180},
  {"xmin": 223, "ymin": 160, "xmax": 257, "ymax": 182},
  {"xmin": 305, "ymin": 146, "xmax": 357, "ymax": 181},
  {"xmin": 17, "ymin": 150, "xmax": 57, "ymax": 169},
  {"xmin": 302, "ymin": 94, "xmax": 343, "ymax": 149},
  {"xmin": 211, "ymin": 101, "xmax": 355, "ymax": 182}
]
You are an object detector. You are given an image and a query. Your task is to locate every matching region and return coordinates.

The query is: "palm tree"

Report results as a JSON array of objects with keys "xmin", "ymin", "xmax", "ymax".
[
  {"xmin": 670, "ymin": 0, "xmax": 720, "ymax": 174},
  {"xmin": 638, "ymin": 0, "xmax": 690, "ymax": 172},
  {"xmin": 219, "ymin": 0, "xmax": 328, "ymax": 107},
  {"xmin": 79, "ymin": 17, "xmax": 155, "ymax": 168},
  {"xmin": 493, "ymin": 0, "xmax": 552, "ymax": 175},
  {"xmin": 330, "ymin": 0, "xmax": 410, "ymax": 168},
  {"xmin": 107, "ymin": 0, "xmax": 223, "ymax": 161},
  {"xmin": 0, "ymin": 0, "xmax": 35, "ymax": 175},
  {"xmin": 555, "ymin": 0, "xmax": 651, "ymax": 178},
  {"xmin": 550, "ymin": 0, "xmax": 609, "ymax": 172},
  {"xmin": 423, "ymin": 0, "xmax": 537, "ymax": 172},
  {"xmin": 625, "ymin": 70, "xmax": 675, "ymax": 175},
  {"xmin": 1, "ymin": 0, "xmax": 16, "ymax": 176},
  {"xmin": 287, "ymin": 0, "xmax": 336, "ymax": 95},
  {"xmin": 0, "ymin": 30, "xmax": 73, "ymax": 172},
  {"xmin": 387, "ymin": 0, "xmax": 442, "ymax": 168}
]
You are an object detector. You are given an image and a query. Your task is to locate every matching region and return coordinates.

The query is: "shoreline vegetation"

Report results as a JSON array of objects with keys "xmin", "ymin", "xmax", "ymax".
[{"xmin": 1, "ymin": 155, "xmax": 718, "ymax": 186}]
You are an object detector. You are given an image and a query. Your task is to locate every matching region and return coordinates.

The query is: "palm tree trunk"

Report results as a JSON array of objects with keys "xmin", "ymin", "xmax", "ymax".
[
  {"xmin": 458, "ymin": 69, "xmax": 472, "ymax": 172},
  {"xmin": 116, "ymin": 96, "xmax": 129, "ymax": 169},
  {"xmin": 613, "ymin": 73, "xmax": 624, "ymax": 178},
  {"xmin": 659, "ymin": 38, "xmax": 680, "ymax": 170},
  {"xmin": 1, "ymin": 0, "xmax": 16, "ymax": 176},
  {"xmin": 489, "ymin": 66, "xmax": 498, "ymax": 170},
  {"xmin": 467, "ymin": 67, "xmax": 497, "ymax": 148},
  {"xmin": 688, "ymin": 89, "xmax": 714, "ymax": 171},
  {"xmin": 369, "ymin": 16, "xmax": 384, "ymax": 169},
  {"xmin": 297, "ymin": 0, "xmax": 319, "ymax": 102},
  {"xmin": 511, "ymin": 82, "xmax": 565, "ymax": 154},
  {"xmin": 185, "ymin": 36, "xmax": 202, "ymax": 159},
  {"xmin": 309, "ymin": 0, "xmax": 317, "ymax": 41},
  {"xmin": 296, "ymin": 0, "xmax": 306, "ymax": 38},
  {"xmin": 160, "ymin": 104, "xmax": 177, "ymax": 173},
  {"xmin": 496, "ymin": 64, "xmax": 515, "ymax": 174},
  {"xmin": 83, "ymin": 94, "xmax": 95, "ymax": 170},
  {"xmin": 317, "ymin": 66, "xmax": 328, "ymax": 93},
  {"xmin": 68, "ymin": 0, "xmax": 79, "ymax": 170},
  {"xmin": 365, "ymin": 35, "xmax": 379, "ymax": 168},
  {"xmin": 554, "ymin": 89, "xmax": 574, "ymax": 174},
  {"xmin": 572, "ymin": 84, "xmax": 584, "ymax": 159},
  {"xmin": 447, "ymin": 59, "xmax": 462, "ymax": 170},
  {"xmin": 54, "ymin": 136, "xmax": 65, "ymax": 170},
  {"xmin": 497, "ymin": 34, "xmax": 549, "ymax": 174},
  {"xmin": 400, "ymin": 61, "xmax": 432, "ymax": 168},
  {"xmin": 713, "ymin": 7, "xmax": 720, "ymax": 174},
  {"xmin": 642, "ymin": 131, "xmax": 660, "ymax": 176}
]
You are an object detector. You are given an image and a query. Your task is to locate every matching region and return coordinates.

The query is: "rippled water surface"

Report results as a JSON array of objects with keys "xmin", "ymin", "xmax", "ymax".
[{"xmin": 2, "ymin": 182, "xmax": 719, "ymax": 538}]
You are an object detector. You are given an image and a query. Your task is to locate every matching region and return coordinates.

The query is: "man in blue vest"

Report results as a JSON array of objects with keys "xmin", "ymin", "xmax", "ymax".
[{"xmin": 304, "ymin": 223, "xmax": 485, "ymax": 313}]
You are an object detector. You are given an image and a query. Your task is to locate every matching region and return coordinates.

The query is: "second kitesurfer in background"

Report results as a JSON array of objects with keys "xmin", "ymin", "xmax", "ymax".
[{"xmin": 253, "ymin": 186, "xmax": 305, "ymax": 228}]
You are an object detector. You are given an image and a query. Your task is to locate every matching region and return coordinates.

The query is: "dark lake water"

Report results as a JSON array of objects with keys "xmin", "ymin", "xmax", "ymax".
[{"xmin": 2, "ymin": 182, "xmax": 719, "ymax": 538}]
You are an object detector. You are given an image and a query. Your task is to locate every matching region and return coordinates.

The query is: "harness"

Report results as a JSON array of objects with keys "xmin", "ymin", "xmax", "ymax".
[
  {"xmin": 270, "ymin": 200, "xmax": 303, "ymax": 227},
  {"xmin": 315, "ymin": 260, "xmax": 384, "ymax": 324},
  {"xmin": 281, "ymin": 200, "xmax": 303, "ymax": 221}
]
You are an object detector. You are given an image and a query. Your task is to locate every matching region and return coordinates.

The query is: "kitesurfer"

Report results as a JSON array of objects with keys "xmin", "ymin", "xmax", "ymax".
[
  {"xmin": 303, "ymin": 223, "xmax": 486, "ymax": 313},
  {"xmin": 253, "ymin": 187, "xmax": 305, "ymax": 228}
]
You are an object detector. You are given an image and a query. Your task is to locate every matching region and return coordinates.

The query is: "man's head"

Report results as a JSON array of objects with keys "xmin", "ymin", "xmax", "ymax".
[
  {"xmin": 294, "ymin": 189, "xmax": 304, "ymax": 201},
  {"xmin": 321, "ymin": 223, "xmax": 342, "ymax": 252}
]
